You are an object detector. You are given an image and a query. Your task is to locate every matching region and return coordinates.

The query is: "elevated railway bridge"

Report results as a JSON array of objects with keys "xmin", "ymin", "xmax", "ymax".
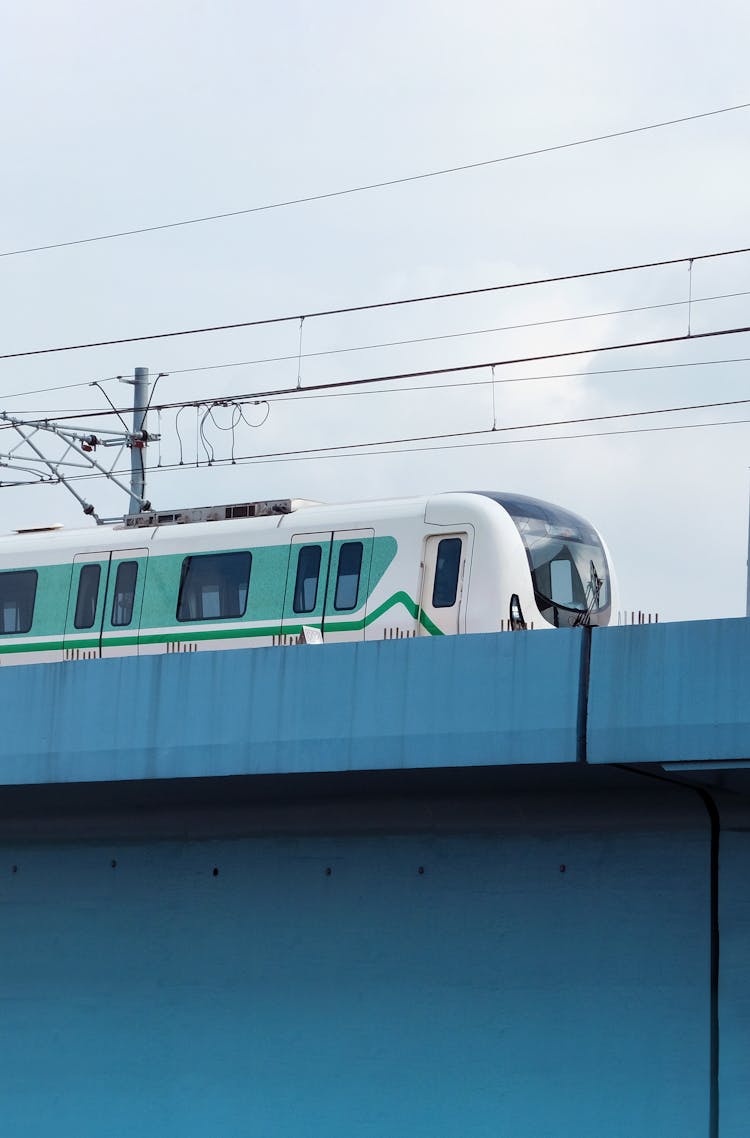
[{"xmin": 1, "ymin": 620, "xmax": 749, "ymax": 1137}]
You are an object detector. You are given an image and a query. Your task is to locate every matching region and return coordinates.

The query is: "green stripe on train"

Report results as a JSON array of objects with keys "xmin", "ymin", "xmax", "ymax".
[
  {"xmin": 0, "ymin": 534, "xmax": 402, "ymax": 645},
  {"xmin": 0, "ymin": 590, "xmax": 443, "ymax": 656}
]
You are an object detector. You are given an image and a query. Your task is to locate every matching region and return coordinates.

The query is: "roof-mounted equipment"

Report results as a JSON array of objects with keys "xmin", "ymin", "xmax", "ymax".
[{"xmin": 121, "ymin": 499, "xmax": 318, "ymax": 529}]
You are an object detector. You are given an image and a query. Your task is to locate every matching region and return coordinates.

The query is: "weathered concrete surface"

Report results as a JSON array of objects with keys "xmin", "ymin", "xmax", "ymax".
[
  {"xmin": 0, "ymin": 630, "xmax": 583, "ymax": 784},
  {"xmin": 588, "ymin": 618, "xmax": 750, "ymax": 766},
  {"xmin": 2, "ymin": 622, "xmax": 750, "ymax": 1136},
  {"xmin": 0, "ymin": 775, "xmax": 725, "ymax": 1138}
]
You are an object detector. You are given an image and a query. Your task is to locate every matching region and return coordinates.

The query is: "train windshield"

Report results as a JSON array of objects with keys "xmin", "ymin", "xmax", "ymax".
[{"xmin": 477, "ymin": 492, "xmax": 611, "ymax": 627}]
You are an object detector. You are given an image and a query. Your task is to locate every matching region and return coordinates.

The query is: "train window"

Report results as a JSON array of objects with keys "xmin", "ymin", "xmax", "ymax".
[
  {"xmin": 293, "ymin": 545, "xmax": 322, "ymax": 614},
  {"xmin": 177, "ymin": 552, "xmax": 252, "ymax": 622},
  {"xmin": 432, "ymin": 538, "xmax": 462, "ymax": 608},
  {"xmin": 74, "ymin": 564, "xmax": 101, "ymax": 629},
  {"xmin": 549, "ymin": 558, "xmax": 574, "ymax": 606},
  {"xmin": 111, "ymin": 561, "xmax": 138, "ymax": 627},
  {"xmin": 0, "ymin": 569, "xmax": 38, "ymax": 634},
  {"xmin": 334, "ymin": 542, "xmax": 363, "ymax": 611}
]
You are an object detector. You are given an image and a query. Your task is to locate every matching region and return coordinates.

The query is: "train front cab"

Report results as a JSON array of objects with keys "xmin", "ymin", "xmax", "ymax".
[
  {"xmin": 422, "ymin": 492, "xmax": 615, "ymax": 636},
  {"xmin": 476, "ymin": 492, "xmax": 614, "ymax": 630}
]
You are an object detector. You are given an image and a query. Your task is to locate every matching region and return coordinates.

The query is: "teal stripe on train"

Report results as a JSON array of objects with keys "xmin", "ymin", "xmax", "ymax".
[{"xmin": 0, "ymin": 535, "xmax": 419, "ymax": 653}]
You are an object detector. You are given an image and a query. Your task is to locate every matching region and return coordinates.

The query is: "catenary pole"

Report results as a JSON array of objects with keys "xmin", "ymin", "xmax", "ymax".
[{"xmin": 124, "ymin": 366, "xmax": 148, "ymax": 514}]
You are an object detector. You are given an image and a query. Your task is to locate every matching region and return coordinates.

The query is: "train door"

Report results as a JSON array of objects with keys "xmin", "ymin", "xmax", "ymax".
[
  {"xmin": 63, "ymin": 552, "xmax": 110, "ymax": 660},
  {"xmin": 322, "ymin": 529, "xmax": 374, "ymax": 643},
  {"xmin": 100, "ymin": 549, "xmax": 149, "ymax": 658},
  {"xmin": 280, "ymin": 533, "xmax": 333, "ymax": 642},
  {"xmin": 418, "ymin": 533, "xmax": 469, "ymax": 636},
  {"xmin": 63, "ymin": 549, "xmax": 148, "ymax": 660},
  {"xmin": 280, "ymin": 530, "xmax": 374, "ymax": 643}
]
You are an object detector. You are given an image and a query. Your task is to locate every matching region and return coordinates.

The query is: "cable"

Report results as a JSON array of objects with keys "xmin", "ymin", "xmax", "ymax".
[
  {"xmin": 3, "ymin": 287, "xmax": 746, "ymax": 409},
  {"xmin": 0, "ymin": 377, "xmax": 120, "ymax": 403},
  {"xmin": 4, "ymin": 310, "xmax": 750, "ymax": 501},
  {"xmin": 11, "ymin": 386, "xmax": 750, "ymax": 494},
  {"xmin": 11, "ymin": 353, "xmax": 750, "ymax": 421},
  {"xmin": 90, "ymin": 380, "xmax": 129, "ymax": 432},
  {"xmin": 124, "ymin": 289, "xmax": 750, "ymax": 381},
  {"xmin": 24, "ymin": 321, "xmax": 750, "ymax": 426},
  {"xmin": 53, "ymin": 413, "xmax": 750, "ymax": 487},
  {"xmin": 158, "ymin": 391, "xmax": 750, "ymax": 461},
  {"xmin": 1, "ymin": 244, "xmax": 749, "ymax": 363},
  {"xmin": 41, "ymin": 390, "xmax": 750, "ymax": 486},
  {"xmin": 5, "ymin": 323, "xmax": 750, "ymax": 434},
  {"xmin": 267, "ymin": 353, "xmax": 750, "ymax": 405},
  {"xmin": 2, "ymin": 101, "xmax": 748, "ymax": 261}
]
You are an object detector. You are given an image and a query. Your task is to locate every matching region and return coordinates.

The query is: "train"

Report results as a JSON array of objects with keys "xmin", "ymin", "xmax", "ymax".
[{"xmin": 0, "ymin": 490, "xmax": 616, "ymax": 666}]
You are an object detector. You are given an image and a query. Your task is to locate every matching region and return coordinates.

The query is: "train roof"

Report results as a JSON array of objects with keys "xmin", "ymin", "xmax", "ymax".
[{"xmin": 0, "ymin": 489, "xmax": 601, "ymax": 562}]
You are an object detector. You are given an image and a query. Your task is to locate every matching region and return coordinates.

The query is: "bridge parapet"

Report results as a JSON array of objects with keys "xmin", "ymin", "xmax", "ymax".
[
  {"xmin": 2, "ymin": 618, "xmax": 750, "ymax": 789},
  {"xmin": 0, "ymin": 629, "xmax": 583, "ymax": 787},
  {"xmin": 587, "ymin": 617, "xmax": 750, "ymax": 769}
]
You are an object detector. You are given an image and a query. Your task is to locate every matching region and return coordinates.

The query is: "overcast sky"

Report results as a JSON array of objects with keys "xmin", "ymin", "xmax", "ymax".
[{"xmin": 1, "ymin": 0, "xmax": 749, "ymax": 622}]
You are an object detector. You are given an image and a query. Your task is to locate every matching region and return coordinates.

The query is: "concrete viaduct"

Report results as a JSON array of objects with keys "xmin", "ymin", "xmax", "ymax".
[{"xmin": 1, "ymin": 620, "xmax": 748, "ymax": 1137}]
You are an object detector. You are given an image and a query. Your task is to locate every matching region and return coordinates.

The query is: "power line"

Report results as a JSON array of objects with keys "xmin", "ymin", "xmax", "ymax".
[
  {"xmin": 126, "ymin": 289, "xmax": 749, "ymax": 381},
  {"xmin": 10, "ymin": 320, "xmax": 750, "ymax": 427},
  {"xmin": 11, "ymin": 354, "xmax": 749, "ymax": 421},
  {"xmin": 236, "ymin": 414, "xmax": 750, "ymax": 462},
  {"xmin": 2, "ymin": 101, "xmax": 748, "ymax": 261},
  {"xmin": 3, "ymin": 288, "xmax": 746, "ymax": 408},
  {"xmin": 10, "ymin": 351, "xmax": 750, "ymax": 422},
  {"xmin": 2, "ymin": 244, "xmax": 749, "ymax": 363},
  {"xmin": 266, "ymin": 353, "xmax": 750, "ymax": 405},
  {"xmin": 58, "ymin": 410, "xmax": 750, "ymax": 485},
  {"xmin": 170, "ymin": 392, "xmax": 750, "ymax": 460},
  {"xmin": 5, "ymin": 323, "xmax": 750, "ymax": 432},
  {"xmin": 30, "ymin": 321, "xmax": 750, "ymax": 426},
  {"xmin": 10, "ymin": 383, "xmax": 750, "ymax": 492},
  {"xmin": 29, "ymin": 387, "xmax": 750, "ymax": 483}
]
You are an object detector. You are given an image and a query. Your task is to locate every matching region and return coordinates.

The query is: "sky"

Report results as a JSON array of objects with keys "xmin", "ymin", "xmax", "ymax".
[{"xmin": 1, "ymin": 0, "xmax": 749, "ymax": 622}]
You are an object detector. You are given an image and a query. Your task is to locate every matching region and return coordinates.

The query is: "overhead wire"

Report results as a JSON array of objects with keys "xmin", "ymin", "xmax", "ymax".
[
  {"xmin": 0, "ymin": 376, "xmax": 120, "ymax": 402},
  {"xmin": 165, "ymin": 391, "xmax": 750, "ymax": 466},
  {"xmin": 2, "ymin": 251, "xmax": 749, "ymax": 500},
  {"xmin": 16, "ymin": 321, "xmax": 750, "ymax": 427},
  {"xmin": 1, "ymin": 243, "xmax": 749, "ymax": 363},
  {"xmin": 9, "ymin": 365, "xmax": 750, "ymax": 490},
  {"xmin": 117, "ymin": 289, "xmax": 750, "ymax": 381},
  {"xmin": 21, "ymin": 386, "xmax": 750, "ymax": 482},
  {"xmin": 53, "ymin": 411, "xmax": 750, "ymax": 484},
  {"xmin": 264, "ymin": 352, "xmax": 750, "ymax": 404},
  {"xmin": 5, "ymin": 409, "xmax": 746, "ymax": 492},
  {"xmin": 8, "ymin": 352, "xmax": 750, "ymax": 421},
  {"xmin": 4, "ymin": 286, "xmax": 749, "ymax": 407},
  {"xmin": 2, "ymin": 101, "xmax": 748, "ymax": 262}
]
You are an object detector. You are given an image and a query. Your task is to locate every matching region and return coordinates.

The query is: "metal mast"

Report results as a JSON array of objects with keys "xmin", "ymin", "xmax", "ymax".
[
  {"xmin": 0, "ymin": 365, "xmax": 158, "ymax": 523},
  {"xmin": 122, "ymin": 366, "xmax": 149, "ymax": 515}
]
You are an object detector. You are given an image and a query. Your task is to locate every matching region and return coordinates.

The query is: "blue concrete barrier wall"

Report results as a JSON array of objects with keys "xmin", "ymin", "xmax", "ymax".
[
  {"xmin": 587, "ymin": 618, "xmax": 750, "ymax": 766},
  {"xmin": 5, "ymin": 619, "xmax": 750, "ymax": 783},
  {"xmin": 2, "ymin": 621, "xmax": 750, "ymax": 1136},
  {"xmin": 0, "ymin": 813, "xmax": 712, "ymax": 1138},
  {"xmin": 719, "ymin": 830, "xmax": 750, "ymax": 1138},
  {"xmin": 0, "ymin": 630, "xmax": 583, "ymax": 785}
]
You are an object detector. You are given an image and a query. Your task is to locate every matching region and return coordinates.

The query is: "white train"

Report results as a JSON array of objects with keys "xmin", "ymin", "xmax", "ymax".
[{"xmin": 0, "ymin": 490, "xmax": 615, "ymax": 666}]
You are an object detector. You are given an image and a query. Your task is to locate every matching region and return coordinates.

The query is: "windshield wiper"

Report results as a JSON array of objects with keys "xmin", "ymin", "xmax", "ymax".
[{"xmin": 574, "ymin": 561, "xmax": 603, "ymax": 627}]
